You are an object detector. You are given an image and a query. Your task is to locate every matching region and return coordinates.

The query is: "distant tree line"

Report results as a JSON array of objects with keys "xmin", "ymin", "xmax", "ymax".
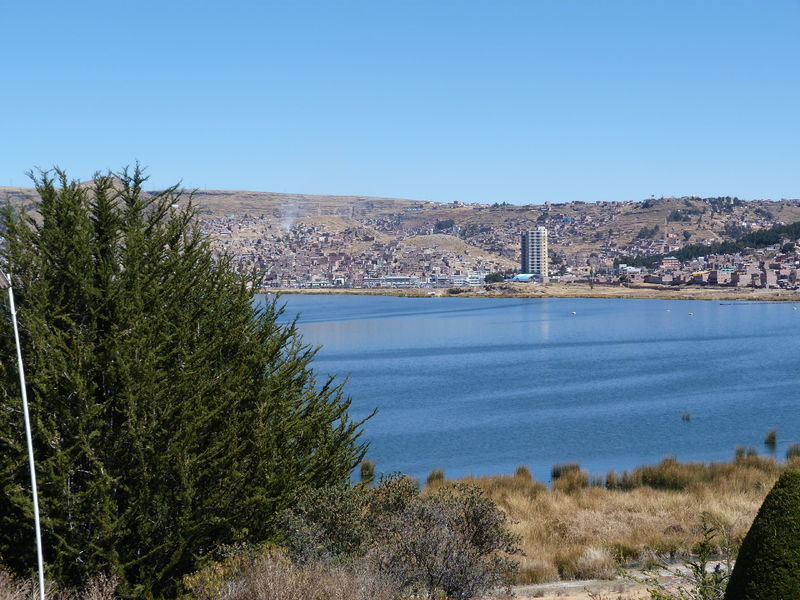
[
  {"xmin": 434, "ymin": 219, "xmax": 455, "ymax": 231},
  {"xmin": 753, "ymin": 206, "xmax": 775, "ymax": 220},
  {"xmin": 617, "ymin": 219, "xmax": 800, "ymax": 268},
  {"xmin": 460, "ymin": 223, "xmax": 492, "ymax": 238},
  {"xmin": 667, "ymin": 207, "xmax": 705, "ymax": 222},
  {"xmin": 640, "ymin": 196, "xmax": 744, "ymax": 212},
  {"xmin": 635, "ymin": 225, "xmax": 660, "ymax": 240},
  {"xmin": 484, "ymin": 272, "xmax": 505, "ymax": 283}
]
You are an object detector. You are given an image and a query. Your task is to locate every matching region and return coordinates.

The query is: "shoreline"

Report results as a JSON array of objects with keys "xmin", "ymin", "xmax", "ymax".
[{"xmin": 262, "ymin": 282, "xmax": 800, "ymax": 302}]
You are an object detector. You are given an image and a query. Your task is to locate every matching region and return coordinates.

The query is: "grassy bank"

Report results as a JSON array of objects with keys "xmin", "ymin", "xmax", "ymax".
[
  {"xmin": 266, "ymin": 282, "xmax": 800, "ymax": 302},
  {"xmin": 437, "ymin": 455, "xmax": 792, "ymax": 585},
  {"xmin": 3, "ymin": 455, "xmax": 793, "ymax": 599}
]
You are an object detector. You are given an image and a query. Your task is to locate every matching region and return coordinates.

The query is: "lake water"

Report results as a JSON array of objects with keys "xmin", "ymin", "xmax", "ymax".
[{"xmin": 265, "ymin": 294, "xmax": 800, "ymax": 484}]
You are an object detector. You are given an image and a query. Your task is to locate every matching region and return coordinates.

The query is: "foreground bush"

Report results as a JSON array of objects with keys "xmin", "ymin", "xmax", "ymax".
[
  {"xmin": 0, "ymin": 167, "xmax": 368, "ymax": 598},
  {"xmin": 724, "ymin": 469, "xmax": 800, "ymax": 600},
  {"xmin": 275, "ymin": 476, "xmax": 520, "ymax": 600},
  {"xmin": 374, "ymin": 482, "xmax": 519, "ymax": 600},
  {"xmin": 184, "ymin": 550, "xmax": 399, "ymax": 600}
]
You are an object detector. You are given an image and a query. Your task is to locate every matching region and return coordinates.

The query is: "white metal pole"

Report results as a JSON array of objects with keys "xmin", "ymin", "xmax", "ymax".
[{"xmin": 4, "ymin": 273, "xmax": 46, "ymax": 600}]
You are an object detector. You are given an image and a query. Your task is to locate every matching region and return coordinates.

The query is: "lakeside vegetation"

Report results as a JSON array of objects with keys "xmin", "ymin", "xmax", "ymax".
[
  {"xmin": 1, "ymin": 453, "xmax": 798, "ymax": 599},
  {"xmin": 436, "ymin": 453, "xmax": 793, "ymax": 586},
  {"xmin": 267, "ymin": 281, "xmax": 800, "ymax": 302}
]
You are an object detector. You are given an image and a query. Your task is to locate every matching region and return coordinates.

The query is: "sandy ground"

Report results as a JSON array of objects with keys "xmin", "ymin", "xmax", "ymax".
[
  {"xmin": 509, "ymin": 579, "xmax": 648, "ymax": 599},
  {"xmin": 502, "ymin": 561, "xmax": 728, "ymax": 599},
  {"xmin": 266, "ymin": 282, "xmax": 800, "ymax": 302}
]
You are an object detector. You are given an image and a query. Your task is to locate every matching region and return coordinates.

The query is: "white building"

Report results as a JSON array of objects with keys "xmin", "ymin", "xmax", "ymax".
[{"xmin": 521, "ymin": 227, "xmax": 548, "ymax": 278}]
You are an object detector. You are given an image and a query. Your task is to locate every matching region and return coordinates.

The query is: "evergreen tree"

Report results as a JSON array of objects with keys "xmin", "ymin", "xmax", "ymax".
[
  {"xmin": 0, "ymin": 167, "xmax": 369, "ymax": 598},
  {"xmin": 724, "ymin": 469, "xmax": 800, "ymax": 599}
]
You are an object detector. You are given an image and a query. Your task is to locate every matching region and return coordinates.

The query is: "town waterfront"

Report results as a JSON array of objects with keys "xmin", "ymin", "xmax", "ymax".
[{"xmin": 266, "ymin": 294, "xmax": 800, "ymax": 483}]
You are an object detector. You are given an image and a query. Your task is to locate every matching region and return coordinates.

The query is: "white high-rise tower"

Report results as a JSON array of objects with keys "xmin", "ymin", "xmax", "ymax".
[{"xmin": 521, "ymin": 227, "xmax": 548, "ymax": 277}]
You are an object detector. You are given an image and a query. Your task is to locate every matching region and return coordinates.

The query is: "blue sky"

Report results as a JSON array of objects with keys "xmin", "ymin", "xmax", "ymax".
[{"xmin": 1, "ymin": 1, "xmax": 798, "ymax": 204}]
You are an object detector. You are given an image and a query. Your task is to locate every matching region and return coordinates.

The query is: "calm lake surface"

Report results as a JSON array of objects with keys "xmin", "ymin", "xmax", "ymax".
[{"xmin": 265, "ymin": 294, "xmax": 800, "ymax": 483}]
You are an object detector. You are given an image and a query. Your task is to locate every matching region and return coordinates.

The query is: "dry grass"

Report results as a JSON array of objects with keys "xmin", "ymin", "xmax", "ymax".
[
  {"xmin": 2, "ymin": 456, "xmax": 789, "ymax": 598},
  {"xmin": 0, "ymin": 571, "xmax": 116, "ymax": 600},
  {"xmin": 184, "ymin": 551, "xmax": 399, "ymax": 600},
  {"xmin": 455, "ymin": 456, "xmax": 794, "ymax": 585}
]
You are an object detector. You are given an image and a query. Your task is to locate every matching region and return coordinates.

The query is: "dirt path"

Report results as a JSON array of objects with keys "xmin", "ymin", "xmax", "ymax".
[
  {"xmin": 507, "ymin": 562, "xmax": 725, "ymax": 599},
  {"xmin": 511, "ymin": 578, "xmax": 648, "ymax": 599}
]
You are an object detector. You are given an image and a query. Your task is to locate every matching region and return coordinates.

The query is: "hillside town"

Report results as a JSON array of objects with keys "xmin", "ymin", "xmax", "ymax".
[
  {"xmin": 202, "ymin": 214, "xmax": 516, "ymax": 288},
  {"xmin": 197, "ymin": 195, "xmax": 800, "ymax": 291},
  {"xmin": 608, "ymin": 246, "xmax": 800, "ymax": 290},
  {"xmin": 3, "ymin": 184, "xmax": 800, "ymax": 290}
]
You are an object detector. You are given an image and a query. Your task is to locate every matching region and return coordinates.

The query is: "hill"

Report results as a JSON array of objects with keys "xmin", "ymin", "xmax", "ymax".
[{"xmin": 5, "ymin": 185, "xmax": 800, "ymax": 282}]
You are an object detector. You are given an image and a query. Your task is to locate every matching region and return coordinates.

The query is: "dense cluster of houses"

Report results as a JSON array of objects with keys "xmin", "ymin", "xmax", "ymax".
[
  {"xmin": 200, "ymin": 215, "xmax": 513, "ymax": 288},
  {"xmin": 615, "ymin": 245, "xmax": 800, "ymax": 290},
  {"xmin": 198, "ymin": 197, "xmax": 800, "ymax": 289}
]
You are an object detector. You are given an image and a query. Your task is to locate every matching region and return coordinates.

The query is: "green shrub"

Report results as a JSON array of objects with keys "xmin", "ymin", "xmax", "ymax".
[
  {"xmin": 275, "ymin": 484, "xmax": 369, "ymax": 564},
  {"xmin": 359, "ymin": 460, "xmax": 376, "ymax": 486},
  {"xmin": 637, "ymin": 456, "xmax": 693, "ymax": 490},
  {"xmin": 426, "ymin": 468, "xmax": 445, "ymax": 488},
  {"xmin": 724, "ymin": 470, "xmax": 800, "ymax": 599},
  {"xmin": 551, "ymin": 463, "xmax": 581, "ymax": 481},
  {"xmin": 434, "ymin": 219, "xmax": 455, "ymax": 231},
  {"xmin": 764, "ymin": 429, "xmax": 777, "ymax": 449},
  {"xmin": 374, "ymin": 482, "xmax": 520, "ymax": 600},
  {"xmin": 484, "ymin": 272, "xmax": 505, "ymax": 284},
  {"xmin": 637, "ymin": 516, "xmax": 731, "ymax": 600},
  {"xmin": 368, "ymin": 474, "xmax": 419, "ymax": 517},
  {"xmin": 275, "ymin": 476, "xmax": 520, "ymax": 600}
]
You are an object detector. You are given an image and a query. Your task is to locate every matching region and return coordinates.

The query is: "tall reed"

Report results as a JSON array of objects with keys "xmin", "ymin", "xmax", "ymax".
[{"xmin": 456, "ymin": 454, "xmax": 786, "ymax": 584}]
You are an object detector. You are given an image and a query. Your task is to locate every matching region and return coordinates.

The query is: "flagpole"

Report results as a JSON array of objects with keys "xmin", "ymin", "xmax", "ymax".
[{"xmin": 2, "ymin": 272, "xmax": 45, "ymax": 600}]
